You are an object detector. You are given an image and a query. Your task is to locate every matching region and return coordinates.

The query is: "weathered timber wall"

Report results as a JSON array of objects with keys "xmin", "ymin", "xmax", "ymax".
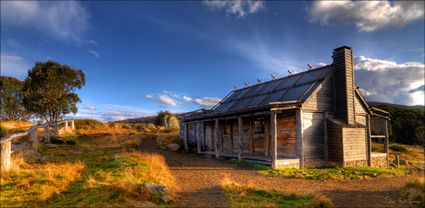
[
  {"xmin": 342, "ymin": 127, "xmax": 367, "ymax": 162},
  {"xmin": 302, "ymin": 76, "xmax": 334, "ymax": 112},
  {"xmin": 302, "ymin": 112, "xmax": 326, "ymax": 161},
  {"xmin": 205, "ymin": 122, "xmax": 214, "ymax": 151},
  {"xmin": 327, "ymin": 120, "xmax": 343, "ymax": 163},
  {"xmin": 276, "ymin": 111, "xmax": 297, "ymax": 157}
]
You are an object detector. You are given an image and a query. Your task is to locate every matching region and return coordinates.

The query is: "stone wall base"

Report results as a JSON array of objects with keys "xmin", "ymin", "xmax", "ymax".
[
  {"xmin": 371, "ymin": 156, "xmax": 388, "ymax": 167},
  {"xmin": 275, "ymin": 159, "xmax": 300, "ymax": 169},
  {"xmin": 344, "ymin": 159, "xmax": 368, "ymax": 167}
]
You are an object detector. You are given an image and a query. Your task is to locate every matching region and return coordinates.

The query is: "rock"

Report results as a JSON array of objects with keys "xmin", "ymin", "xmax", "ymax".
[
  {"xmin": 399, "ymin": 159, "xmax": 409, "ymax": 165},
  {"xmin": 144, "ymin": 182, "xmax": 173, "ymax": 203},
  {"xmin": 134, "ymin": 201, "xmax": 158, "ymax": 208},
  {"xmin": 71, "ymin": 150, "xmax": 83, "ymax": 155},
  {"xmin": 40, "ymin": 155, "xmax": 52, "ymax": 163},
  {"xmin": 45, "ymin": 144, "xmax": 58, "ymax": 148},
  {"xmin": 166, "ymin": 143, "xmax": 180, "ymax": 152}
]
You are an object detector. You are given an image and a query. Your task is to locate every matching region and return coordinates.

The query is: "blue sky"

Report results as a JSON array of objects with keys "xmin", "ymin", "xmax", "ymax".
[{"xmin": 1, "ymin": 1, "xmax": 424, "ymax": 121}]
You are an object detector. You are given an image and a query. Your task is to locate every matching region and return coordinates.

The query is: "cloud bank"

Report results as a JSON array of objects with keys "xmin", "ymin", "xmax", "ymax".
[
  {"xmin": 309, "ymin": 1, "xmax": 424, "ymax": 32},
  {"xmin": 354, "ymin": 56, "xmax": 425, "ymax": 105},
  {"xmin": 1, "ymin": 1, "xmax": 89, "ymax": 39},
  {"xmin": 145, "ymin": 92, "xmax": 221, "ymax": 109},
  {"xmin": 72, "ymin": 104, "xmax": 154, "ymax": 122},
  {"xmin": 203, "ymin": 0, "xmax": 264, "ymax": 18},
  {"xmin": 0, "ymin": 54, "xmax": 30, "ymax": 79}
]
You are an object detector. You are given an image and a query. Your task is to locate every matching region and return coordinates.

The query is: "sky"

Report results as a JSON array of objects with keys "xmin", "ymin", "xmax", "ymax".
[{"xmin": 1, "ymin": 1, "xmax": 424, "ymax": 122}]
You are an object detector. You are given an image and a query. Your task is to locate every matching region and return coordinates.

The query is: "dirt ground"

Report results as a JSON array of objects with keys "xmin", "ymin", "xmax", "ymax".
[{"xmin": 140, "ymin": 138, "xmax": 415, "ymax": 208}]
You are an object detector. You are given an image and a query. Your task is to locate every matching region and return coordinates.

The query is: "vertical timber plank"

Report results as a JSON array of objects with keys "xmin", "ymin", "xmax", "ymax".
[
  {"xmin": 366, "ymin": 114, "xmax": 372, "ymax": 166},
  {"xmin": 184, "ymin": 123, "xmax": 189, "ymax": 152},
  {"xmin": 238, "ymin": 117, "xmax": 243, "ymax": 161},
  {"xmin": 270, "ymin": 112, "xmax": 277, "ymax": 169},
  {"xmin": 0, "ymin": 141, "xmax": 11, "ymax": 172},
  {"xmin": 214, "ymin": 119, "xmax": 220, "ymax": 158},
  {"xmin": 196, "ymin": 122, "xmax": 201, "ymax": 153},
  {"xmin": 324, "ymin": 112, "xmax": 328, "ymax": 165},
  {"xmin": 71, "ymin": 120, "xmax": 75, "ymax": 130},
  {"xmin": 384, "ymin": 119, "xmax": 389, "ymax": 167},
  {"xmin": 296, "ymin": 109, "xmax": 304, "ymax": 168}
]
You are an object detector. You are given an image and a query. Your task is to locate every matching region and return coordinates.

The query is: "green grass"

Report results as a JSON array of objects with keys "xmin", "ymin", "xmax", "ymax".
[
  {"xmin": 260, "ymin": 167, "xmax": 409, "ymax": 180},
  {"xmin": 224, "ymin": 184, "xmax": 333, "ymax": 208},
  {"xmin": 229, "ymin": 160, "xmax": 270, "ymax": 170},
  {"xmin": 0, "ymin": 134, "xmax": 175, "ymax": 207}
]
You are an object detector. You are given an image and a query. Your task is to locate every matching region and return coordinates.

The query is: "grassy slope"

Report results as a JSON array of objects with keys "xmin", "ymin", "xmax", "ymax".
[
  {"xmin": 223, "ymin": 183, "xmax": 333, "ymax": 208},
  {"xmin": 0, "ymin": 124, "xmax": 175, "ymax": 207}
]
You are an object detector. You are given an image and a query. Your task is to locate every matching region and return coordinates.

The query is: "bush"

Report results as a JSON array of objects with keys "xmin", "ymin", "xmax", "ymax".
[
  {"xmin": 399, "ymin": 177, "xmax": 425, "ymax": 207},
  {"xmin": 390, "ymin": 144, "xmax": 409, "ymax": 153},
  {"xmin": 74, "ymin": 119, "xmax": 103, "ymax": 130}
]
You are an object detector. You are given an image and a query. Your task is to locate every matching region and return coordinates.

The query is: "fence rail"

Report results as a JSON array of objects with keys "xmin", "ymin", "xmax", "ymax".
[{"xmin": 0, "ymin": 119, "xmax": 75, "ymax": 172}]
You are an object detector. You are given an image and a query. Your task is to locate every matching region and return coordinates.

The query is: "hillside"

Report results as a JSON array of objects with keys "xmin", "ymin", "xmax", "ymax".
[{"xmin": 369, "ymin": 102, "xmax": 424, "ymax": 145}]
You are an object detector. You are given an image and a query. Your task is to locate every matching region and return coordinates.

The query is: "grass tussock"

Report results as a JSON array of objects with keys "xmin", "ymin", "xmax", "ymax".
[
  {"xmin": 0, "ymin": 157, "xmax": 85, "ymax": 207},
  {"xmin": 260, "ymin": 167, "xmax": 408, "ymax": 180},
  {"xmin": 399, "ymin": 177, "xmax": 425, "ymax": 207},
  {"xmin": 222, "ymin": 179, "xmax": 333, "ymax": 208}
]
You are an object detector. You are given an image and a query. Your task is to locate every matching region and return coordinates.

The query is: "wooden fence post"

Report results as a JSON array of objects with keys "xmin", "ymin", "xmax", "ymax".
[
  {"xmin": 44, "ymin": 126, "xmax": 50, "ymax": 143},
  {"xmin": 29, "ymin": 130, "xmax": 38, "ymax": 150},
  {"xmin": 384, "ymin": 120, "xmax": 389, "ymax": 167},
  {"xmin": 184, "ymin": 123, "xmax": 189, "ymax": 152},
  {"xmin": 71, "ymin": 120, "xmax": 75, "ymax": 130},
  {"xmin": 65, "ymin": 120, "xmax": 69, "ymax": 130},
  {"xmin": 1, "ymin": 140, "xmax": 12, "ymax": 172}
]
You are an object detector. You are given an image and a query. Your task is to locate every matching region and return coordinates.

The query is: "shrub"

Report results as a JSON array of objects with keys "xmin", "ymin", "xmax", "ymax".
[
  {"xmin": 74, "ymin": 119, "xmax": 103, "ymax": 129},
  {"xmin": 390, "ymin": 144, "xmax": 409, "ymax": 153},
  {"xmin": 399, "ymin": 177, "xmax": 425, "ymax": 207}
]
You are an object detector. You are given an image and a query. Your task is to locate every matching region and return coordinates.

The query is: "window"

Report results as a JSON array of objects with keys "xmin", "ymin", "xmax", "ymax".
[{"xmin": 253, "ymin": 118, "xmax": 265, "ymax": 135}]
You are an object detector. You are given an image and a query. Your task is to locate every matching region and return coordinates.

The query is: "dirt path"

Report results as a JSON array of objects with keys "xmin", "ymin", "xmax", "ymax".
[{"xmin": 140, "ymin": 138, "xmax": 414, "ymax": 207}]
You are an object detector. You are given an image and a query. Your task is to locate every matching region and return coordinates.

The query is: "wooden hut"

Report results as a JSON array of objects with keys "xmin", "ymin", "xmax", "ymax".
[{"xmin": 179, "ymin": 46, "xmax": 390, "ymax": 168}]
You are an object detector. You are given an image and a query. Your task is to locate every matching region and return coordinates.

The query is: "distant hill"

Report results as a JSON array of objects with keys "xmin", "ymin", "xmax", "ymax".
[
  {"xmin": 369, "ymin": 102, "xmax": 424, "ymax": 111},
  {"xmin": 369, "ymin": 102, "xmax": 424, "ymax": 146},
  {"xmin": 113, "ymin": 115, "xmax": 158, "ymax": 124}
]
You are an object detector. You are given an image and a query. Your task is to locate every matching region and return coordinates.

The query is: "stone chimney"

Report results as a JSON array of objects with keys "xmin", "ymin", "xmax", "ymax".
[{"xmin": 332, "ymin": 46, "xmax": 355, "ymax": 125}]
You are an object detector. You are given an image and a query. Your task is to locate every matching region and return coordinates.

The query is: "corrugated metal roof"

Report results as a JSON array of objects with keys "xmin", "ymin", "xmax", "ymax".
[{"xmin": 213, "ymin": 65, "xmax": 333, "ymax": 112}]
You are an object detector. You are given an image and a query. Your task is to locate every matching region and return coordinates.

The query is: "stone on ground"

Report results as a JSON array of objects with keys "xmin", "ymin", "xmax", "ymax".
[{"xmin": 166, "ymin": 143, "xmax": 180, "ymax": 152}]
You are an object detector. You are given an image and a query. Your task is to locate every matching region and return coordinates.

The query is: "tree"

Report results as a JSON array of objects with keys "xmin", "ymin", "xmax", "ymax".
[
  {"xmin": 23, "ymin": 61, "xmax": 86, "ymax": 122},
  {"xmin": 0, "ymin": 76, "xmax": 32, "ymax": 121}
]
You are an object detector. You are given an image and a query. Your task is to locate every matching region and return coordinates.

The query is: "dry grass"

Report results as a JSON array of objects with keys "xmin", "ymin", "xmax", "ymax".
[
  {"xmin": 222, "ymin": 177, "xmax": 333, "ymax": 208},
  {"xmin": 0, "ymin": 121, "xmax": 34, "ymax": 137},
  {"xmin": 399, "ymin": 176, "xmax": 425, "ymax": 207},
  {"xmin": 156, "ymin": 132, "xmax": 180, "ymax": 146},
  {"xmin": 373, "ymin": 142, "xmax": 424, "ymax": 164},
  {"xmin": 0, "ymin": 155, "xmax": 85, "ymax": 207}
]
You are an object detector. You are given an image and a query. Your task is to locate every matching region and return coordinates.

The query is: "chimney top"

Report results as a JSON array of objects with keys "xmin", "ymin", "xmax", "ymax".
[{"xmin": 333, "ymin": 45, "xmax": 352, "ymax": 51}]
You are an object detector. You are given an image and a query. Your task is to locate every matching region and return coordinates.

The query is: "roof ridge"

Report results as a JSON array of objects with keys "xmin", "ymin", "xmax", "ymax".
[{"xmin": 233, "ymin": 64, "xmax": 332, "ymax": 92}]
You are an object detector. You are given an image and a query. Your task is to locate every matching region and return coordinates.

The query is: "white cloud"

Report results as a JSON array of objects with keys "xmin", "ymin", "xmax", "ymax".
[
  {"xmin": 86, "ymin": 40, "xmax": 97, "ymax": 45},
  {"xmin": 158, "ymin": 95, "xmax": 179, "ymax": 107},
  {"xmin": 354, "ymin": 56, "xmax": 425, "ymax": 105},
  {"xmin": 182, "ymin": 96, "xmax": 193, "ymax": 102},
  {"xmin": 203, "ymin": 0, "xmax": 264, "ymax": 18},
  {"xmin": 1, "ymin": 1, "xmax": 89, "ymax": 39},
  {"xmin": 309, "ymin": 1, "xmax": 424, "ymax": 32},
  {"xmin": 72, "ymin": 104, "xmax": 154, "ymax": 122},
  {"xmin": 193, "ymin": 97, "xmax": 222, "ymax": 108},
  {"xmin": 88, "ymin": 50, "xmax": 101, "ymax": 58},
  {"xmin": 0, "ymin": 54, "xmax": 30, "ymax": 79},
  {"xmin": 145, "ymin": 93, "xmax": 180, "ymax": 107}
]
